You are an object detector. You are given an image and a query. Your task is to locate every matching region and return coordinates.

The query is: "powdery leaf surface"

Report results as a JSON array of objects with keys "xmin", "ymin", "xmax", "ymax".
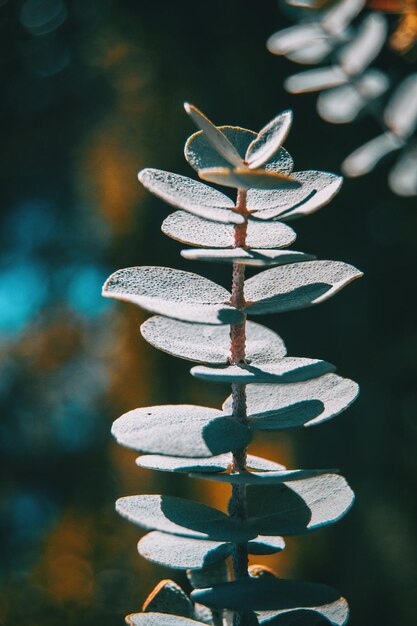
[
  {"xmin": 192, "ymin": 579, "xmax": 348, "ymax": 625},
  {"xmin": 246, "ymin": 111, "xmax": 293, "ymax": 169},
  {"xmin": 140, "ymin": 317, "xmax": 287, "ymax": 364},
  {"xmin": 244, "ymin": 261, "xmax": 362, "ymax": 315},
  {"xmin": 139, "ymin": 168, "xmax": 243, "ymax": 224},
  {"xmin": 384, "ymin": 73, "xmax": 417, "ymax": 139},
  {"xmin": 162, "ymin": 211, "xmax": 297, "ymax": 249},
  {"xmin": 138, "ymin": 531, "xmax": 285, "ymax": 570},
  {"xmin": 247, "ymin": 171, "xmax": 342, "ymax": 220},
  {"xmin": 245, "ymin": 474, "xmax": 354, "ymax": 536},
  {"xmin": 192, "ymin": 578, "xmax": 344, "ymax": 615},
  {"xmin": 257, "ymin": 602, "xmax": 349, "ymax": 625},
  {"xmin": 181, "ymin": 248, "xmax": 313, "ymax": 267},
  {"xmin": 222, "ymin": 374, "xmax": 359, "ymax": 429},
  {"xmin": 191, "ymin": 357, "xmax": 335, "ymax": 384},
  {"xmin": 136, "ymin": 453, "xmax": 286, "ymax": 474},
  {"xmin": 127, "ymin": 615, "xmax": 206, "ymax": 626},
  {"xmin": 199, "ymin": 167, "xmax": 300, "ymax": 191},
  {"xmin": 184, "ymin": 103, "xmax": 244, "ymax": 167},
  {"xmin": 112, "ymin": 405, "xmax": 251, "ymax": 457},
  {"xmin": 103, "ymin": 266, "xmax": 242, "ymax": 325},
  {"xmin": 116, "ymin": 495, "xmax": 256, "ymax": 542},
  {"xmin": 185, "ymin": 126, "xmax": 294, "ymax": 174}
]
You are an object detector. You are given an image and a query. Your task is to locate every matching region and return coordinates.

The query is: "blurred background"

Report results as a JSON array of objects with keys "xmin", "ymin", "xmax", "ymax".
[{"xmin": 0, "ymin": 1, "xmax": 416, "ymax": 625}]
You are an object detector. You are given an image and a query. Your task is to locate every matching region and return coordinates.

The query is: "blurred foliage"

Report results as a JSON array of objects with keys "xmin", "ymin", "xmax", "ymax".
[{"xmin": 0, "ymin": 1, "xmax": 416, "ymax": 625}]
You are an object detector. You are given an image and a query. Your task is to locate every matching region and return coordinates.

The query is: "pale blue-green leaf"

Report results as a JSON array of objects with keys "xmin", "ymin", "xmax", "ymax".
[
  {"xmin": 191, "ymin": 578, "xmax": 346, "ymax": 614},
  {"xmin": 246, "ymin": 111, "xmax": 293, "ymax": 169},
  {"xmin": 184, "ymin": 103, "xmax": 244, "ymax": 167},
  {"xmin": 342, "ymin": 131, "xmax": 402, "ymax": 177},
  {"xmin": 191, "ymin": 468, "xmax": 332, "ymax": 485},
  {"xmin": 199, "ymin": 167, "xmax": 300, "ymax": 191},
  {"xmin": 388, "ymin": 144, "xmax": 417, "ymax": 197},
  {"xmin": 162, "ymin": 211, "xmax": 297, "ymax": 249},
  {"xmin": 246, "ymin": 474, "xmax": 354, "ymax": 535},
  {"xmin": 191, "ymin": 357, "xmax": 335, "ymax": 384},
  {"xmin": 138, "ymin": 531, "xmax": 285, "ymax": 570},
  {"xmin": 140, "ymin": 317, "xmax": 286, "ymax": 364},
  {"xmin": 258, "ymin": 605, "xmax": 348, "ymax": 625},
  {"xmin": 244, "ymin": 261, "xmax": 362, "ymax": 315},
  {"xmin": 181, "ymin": 248, "xmax": 313, "ymax": 267},
  {"xmin": 138, "ymin": 168, "xmax": 243, "ymax": 224},
  {"xmin": 103, "ymin": 267, "xmax": 242, "ymax": 325},
  {"xmin": 116, "ymin": 495, "xmax": 256, "ymax": 542},
  {"xmin": 322, "ymin": 0, "xmax": 366, "ymax": 35},
  {"xmin": 285, "ymin": 67, "xmax": 348, "ymax": 94},
  {"xmin": 138, "ymin": 531, "xmax": 232, "ymax": 570},
  {"xmin": 223, "ymin": 374, "xmax": 359, "ymax": 430},
  {"xmin": 185, "ymin": 126, "xmax": 294, "ymax": 174},
  {"xmin": 317, "ymin": 70, "xmax": 389, "ymax": 125},
  {"xmin": 126, "ymin": 614, "xmax": 206, "ymax": 626},
  {"xmin": 287, "ymin": 39, "xmax": 334, "ymax": 65},
  {"xmin": 338, "ymin": 13, "xmax": 387, "ymax": 76},
  {"xmin": 112, "ymin": 405, "xmax": 251, "ymax": 457},
  {"xmin": 136, "ymin": 453, "xmax": 285, "ymax": 474},
  {"xmin": 267, "ymin": 23, "xmax": 326, "ymax": 57},
  {"xmin": 142, "ymin": 580, "xmax": 193, "ymax": 618},
  {"xmin": 384, "ymin": 72, "xmax": 417, "ymax": 139},
  {"xmin": 247, "ymin": 171, "xmax": 343, "ymax": 220}
]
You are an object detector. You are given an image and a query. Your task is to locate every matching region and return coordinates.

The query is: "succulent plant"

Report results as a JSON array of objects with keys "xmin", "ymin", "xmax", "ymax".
[{"xmin": 102, "ymin": 103, "xmax": 362, "ymax": 626}]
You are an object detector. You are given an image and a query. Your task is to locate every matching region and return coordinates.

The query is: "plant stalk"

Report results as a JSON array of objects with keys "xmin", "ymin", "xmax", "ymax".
[{"xmin": 228, "ymin": 189, "xmax": 252, "ymax": 626}]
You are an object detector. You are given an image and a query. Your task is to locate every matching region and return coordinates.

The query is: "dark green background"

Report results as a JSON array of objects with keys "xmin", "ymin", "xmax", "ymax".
[{"xmin": 1, "ymin": 1, "xmax": 416, "ymax": 625}]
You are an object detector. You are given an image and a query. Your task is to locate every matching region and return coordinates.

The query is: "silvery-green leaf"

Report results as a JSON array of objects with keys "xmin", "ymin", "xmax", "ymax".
[
  {"xmin": 127, "ymin": 614, "xmax": 206, "ymax": 626},
  {"xmin": 244, "ymin": 261, "xmax": 362, "ymax": 315},
  {"xmin": 162, "ymin": 211, "xmax": 297, "ymax": 249},
  {"xmin": 116, "ymin": 495, "xmax": 256, "ymax": 542},
  {"xmin": 185, "ymin": 126, "xmax": 294, "ymax": 174},
  {"xmin": 181, "ymin": 248, "xmax": 313, "ymax": 267},
  {"xmin": 184, "ymin": 103, "xmax": 244, "ymax": 167},
  {"xmin": 342, "ymin": 132, "xmax": 403, "ymax": 177},
  {"xmin": 246, "ymin": 111, "xmax": 293, "ymax": 169},
  {"xmin": 246, "ymin": 474, "xmax": 354, "ymax": 535},
  {"xmin": 112, "ymin": 405, "xmax": 251, "ymax": 457},
  {"xmin": 247, "ymin": 171, "xmax": 342, "ymax": 220},
  {"xmin": 266, "ymin": 23, "xmax": 325, "ymax": 56},
  {"xmin": 338, "ymin": 13, "xmax": 387, "ymax": 76},
  {"xmin": 199, "ymin": 167, "xmax": 300, "ymax": 191},
  {"xmin": 136, "ymin": 453, "xmax": 286, "ymax": 474},
  {"xmin": 384, "ymin": 73, "xmax": 417, "ymax": 139},
  {"xmin": 103, "ymin": 266, "xmax": 242, "ymax": 325},
  {"xmin": 287, "ymin": 39, "xmax": 334, "ymax": 65},
  {"xmin": 191, "ymin": 578, "xmax": 347, "ymax": 614},
  {"xmin": 191, "ymin": 357, "xmax": 335, "ymax": 384},
  {"xmin": 285, "ymin": 67, "xmax": 348, "ymax": 94},
  {"xmin": 317, "ymin": 70, "xmax": 389, "ymax": 124},
  {"xmin": 388, "ymin": 144, "xmax": 417, "ymax": 197},
  {"xmin": 322, "ymin": 0, "xmax": 366, "ymax": 35},
  {"xmin": 138, "ymin": 531, "xmax": 285, "ymax": 570},
  {"xmin": 142, "ymin": 580, "xmax": 193, "ymax": 618},
  {"xmin": 257, "ymin": 602, "xmax": 349, "ymax": 626},
  {"xmin": 222, "ymin": 374, "xmax": 359, "ymax": 430},
  {"xmin": 138, "ymin": 531, "xmax": 232, "ymax": 570},
  {"xmin": 249, "ymin": 535, "xmax": 286, "ymax": 555},
  {"xmin": 191, "ymin": 468, "xmax": 332, "ymax": 485},
  {"xmin": 139, "ymin": 169, "xmax": 243, "ymax": 224},
  {"xmin": 140, "ymin": 317, "xmax": 287, "ymax": 365}
]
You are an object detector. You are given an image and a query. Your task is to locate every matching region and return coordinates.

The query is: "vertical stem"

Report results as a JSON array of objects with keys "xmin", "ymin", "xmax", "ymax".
[{"xmin": 228, "ymin": 189, "xmax": 251, "ymax": 626}]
